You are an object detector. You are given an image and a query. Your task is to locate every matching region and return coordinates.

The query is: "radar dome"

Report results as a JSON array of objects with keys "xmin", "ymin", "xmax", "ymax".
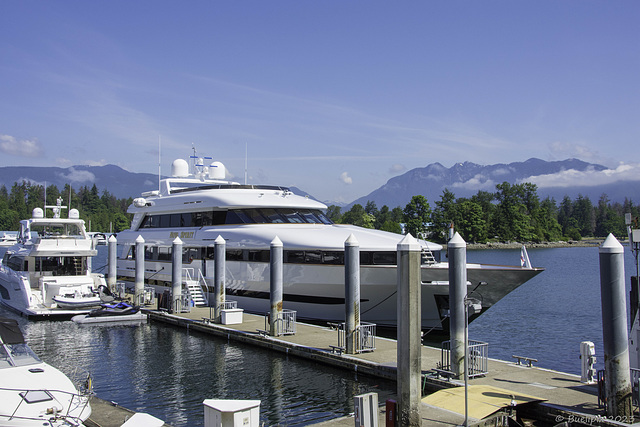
[
  {"xmin": 69, "ymin": 209, "xmax": 80, "ymax": 219},
  {"xmin": 32, "ymin": 208, "xmax": 44, "ymax": 219},
  {"xmin": 209, "ymin": 161, "xmax": 226, "ymax": 180},
  {"xmin": 172, "ymin": 159, "xmax": 189, "ymax": 177}
]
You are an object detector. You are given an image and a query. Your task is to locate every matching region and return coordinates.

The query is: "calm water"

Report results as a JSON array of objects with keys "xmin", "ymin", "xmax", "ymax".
[{"xmin": 1, "ymin": 243, "xmax": 637, "ymax": 425}]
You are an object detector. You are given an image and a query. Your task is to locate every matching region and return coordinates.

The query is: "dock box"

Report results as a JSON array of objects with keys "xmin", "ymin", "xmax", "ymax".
[
  {"xmin": 203, "ymin": 399, "xmax": 260, "ymax": 427},
  {"xmin": 221, "ymin": 308, "xmax": 244, "ymax": 325}
]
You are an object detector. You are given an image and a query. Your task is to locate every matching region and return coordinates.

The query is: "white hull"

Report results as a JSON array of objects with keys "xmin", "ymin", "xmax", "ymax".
[
  {"xmin": 72, "ymin": 312, "xmax": 147, "ymax": 324},
  {"xmin": 118, "ymin": 256, "xmax": 541, "ymax": 332},
  {"xmin": 0, "ymin": 273, "xmax": 107, "ymax": 318}
]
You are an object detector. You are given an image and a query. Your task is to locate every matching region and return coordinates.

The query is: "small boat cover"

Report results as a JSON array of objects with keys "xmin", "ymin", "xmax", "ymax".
[{"xmin": 0, "ymin": 317, "xmax": 25, "ymax": 344}]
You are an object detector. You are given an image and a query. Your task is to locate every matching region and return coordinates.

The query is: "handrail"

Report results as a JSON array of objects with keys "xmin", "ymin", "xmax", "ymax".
[{"xmin": 2, "ymin": 384, "xmax": 91, "ymax": 424}]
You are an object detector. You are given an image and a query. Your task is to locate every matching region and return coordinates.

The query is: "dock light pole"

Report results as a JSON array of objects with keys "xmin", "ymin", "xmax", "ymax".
[
  {"xmin": 214, "ymin": 235, "xmax": 226, "ymax": 323},
  {"xmin": 172, "ymin": 237, "xmax": 183, "ymax": 314},
  {"xmin": 599, "ymin": 234, "xmax": 633, "ymax": 417},
  {"xmin": 107, "ymin": 234, "xmax": 117, "ymax": 291},
  {"xmin": 270, "ymin": 236, "xmax": 283, "ymax": 336},
  {"xmin": 345, "ymin": 234, "xmax": 360, "ymax": 354},
  {"xmin": 134, "ymin": 235, "xmax": 145, "ymax": 306},
  {"xmin": 396, "ymin": 233, "xmax": 421, "ymax": 426}
]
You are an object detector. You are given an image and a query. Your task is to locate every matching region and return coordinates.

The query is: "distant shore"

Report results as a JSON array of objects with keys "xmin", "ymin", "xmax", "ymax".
[{"xmin": 451, "ymin": 238, "xmax": 609, "ymax": 250}]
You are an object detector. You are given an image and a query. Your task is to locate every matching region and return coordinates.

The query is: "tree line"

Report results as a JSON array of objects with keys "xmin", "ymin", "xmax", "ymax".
[
  {"xmin": 0, "ymin": 181, "xmax": 132, "ymax": 233},
  {"xmin": 327, "ymin": 182, "xmax": 639, "ymax": 244}
]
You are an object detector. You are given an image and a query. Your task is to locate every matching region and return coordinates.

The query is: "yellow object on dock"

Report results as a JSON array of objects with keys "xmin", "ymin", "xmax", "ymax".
[{"xmin": 421, "ymin": 385, "xmax": 545, "ymax": 419}]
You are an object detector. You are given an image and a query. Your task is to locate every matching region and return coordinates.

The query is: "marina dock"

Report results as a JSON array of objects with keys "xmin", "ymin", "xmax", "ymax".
[{"xmin": 146, "ymin": 307, "xmax": 618, "ymax": 427}]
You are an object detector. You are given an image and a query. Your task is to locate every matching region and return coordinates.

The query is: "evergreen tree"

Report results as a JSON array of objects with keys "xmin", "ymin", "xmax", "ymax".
[{"xmin": 403, "ymin": 195, "xmax": 431, "ymax": 238}]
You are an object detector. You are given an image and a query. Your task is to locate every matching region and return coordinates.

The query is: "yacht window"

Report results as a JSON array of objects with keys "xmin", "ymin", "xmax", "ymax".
[
  {"xmin": 159, "ymin": 214, "xmax": 171, "ymax": 228},
  {"xmin": 280, "ymin": 209, "xmax": 306, "ymax": 224},
  {"xmin": 299, "ymin": 210, "xmax": 322, "ymax": 224},
  {"xmin": 227, "ymin": 210, "xmax": 253, "ymax": 224},
  {"xmin": 212, "ymin": 211, "xmax": 227, "ymax": 225},
  {"xmin": 372, "ymin": 252, "xmax": 396, "ymax": 265},
  {"xmin": 226, "ymin": 250, "xmax": 243, "ymax": 261},
  {"xmin": 246, "ymin": 209, "xmax": 268, "ymax": 223},
  {"xmin": 305, "ymin": 251, "xmax": 322, "ymax": 264},
  {"xmin": 286, "ymin": 251, "xmax": 305, "ymax": 263},
  {"xmin": 181, "ymin": 213, "xmax": 192, "ymax": 227},
  {"xmin": 158, "ymin": 247, "xmax": 171, "ymax": 261},
  {"xmin": 247, "ymin": 250, "xmax": 270, "ymax": 262},
  {"xmin": 323, "ymin": 251, "xmax": 344, "ymax": 264},
  {"xmin": 260, "ymin": 209, "xmax": 285, "ymax": 223},
  {"xmin": 170, "ymin": 214, "xmax": 181, "ymax": 228},
  {"xmin": 193, "ymin": 211, "xmax": 213, "ymax": 227}
]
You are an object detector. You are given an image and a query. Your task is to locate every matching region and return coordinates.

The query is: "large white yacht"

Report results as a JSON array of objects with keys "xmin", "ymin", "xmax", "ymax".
[
  {"xmin": 0, "ymin": 199, "xmax": 108, "ymax": 318},
  {"xmin": 0, "ymin": 316, "xmax": 92, "ymax": 425},
  {"xmin": 116, "ymin": 155, "xmax": 543, "ymax": 332}
]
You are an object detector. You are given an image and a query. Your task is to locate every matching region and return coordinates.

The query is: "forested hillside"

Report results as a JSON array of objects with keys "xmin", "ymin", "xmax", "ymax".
[
  {"xmin": 0, "ymin": 182, "xmax": 132, "ymax": 233},
  {"xmin": 328, "ymin": 182, "xmax": 638, "ymax": 244}
]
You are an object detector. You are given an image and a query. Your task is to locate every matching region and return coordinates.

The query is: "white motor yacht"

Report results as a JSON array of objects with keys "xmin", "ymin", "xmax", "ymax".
[
  {"xmin": 116, "ymin": 155, "xmax": 544, "ymax": 333},
  {"xmin": 0, "ymin": 317, "xmax": 92, "ymax": 426},
  {"xmin": 0, "ymin": 232, "xmax": 18, "ymax": 247},
  {"xmin": 0, "ymin": 198, "xmax": 107, "ymax": 318}
]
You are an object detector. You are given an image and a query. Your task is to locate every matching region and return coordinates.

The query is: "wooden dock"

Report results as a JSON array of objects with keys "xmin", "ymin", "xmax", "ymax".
[{"xmin": 146, "ymin": 307, "xmax": 627, "ymax": 427}]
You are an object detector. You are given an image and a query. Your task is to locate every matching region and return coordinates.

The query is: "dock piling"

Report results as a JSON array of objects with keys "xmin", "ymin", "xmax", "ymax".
[
  {"xmin": 134, "ymin": 235, "xmax": 145, "ymax": 305},
  {"xmin": 599, "ymin": 233, "xmax": 633, "ymax": 417},
  {"xmin": 345, "ymin": 234, "xmax": 360, "ymax": 354},
  {"xmin": 107, "ymin": 234, "xmax": 117, "ymax": 291},
  {"xmin": 396, "ymin": 233, "xmax": 421, "ymax": 426},
  {"xmin": 214, "ymin": 235, "xmax": 226, "ymax": 323},
  {"xmin": 172, "ymin": 237, "xmax": 183, "ymax": 313},
  {"xmin": 270, "ymin": 236, "xmax": 283, "ymax": 336},
  {"xmin": 448, "ymin": 232, "xmax": 467, "ymax": 379}
]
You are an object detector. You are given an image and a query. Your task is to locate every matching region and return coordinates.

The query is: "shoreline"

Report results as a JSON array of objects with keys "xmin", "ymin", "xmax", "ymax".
[{"xmin": 458, "ymin": 238, "xmax": 609, "ymax": 250}]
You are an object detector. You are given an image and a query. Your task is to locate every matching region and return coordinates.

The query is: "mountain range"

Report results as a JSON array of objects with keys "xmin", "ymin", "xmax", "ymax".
[
  {"xmin": 0, "ymin": 158, "xmax": 636, "ymax": 209},
  {"xmin": 345, "ymin": 158, "xmax": 639, "ymax": 210}
]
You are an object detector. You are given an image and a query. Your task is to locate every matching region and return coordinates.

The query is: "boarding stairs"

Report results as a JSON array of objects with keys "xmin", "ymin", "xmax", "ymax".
[
  {"xmin": 421, "ymin": 248, "xmax": 437, "ymax": 264},
  {"xmin": 183, "ymin": 268, "xmax": 207, "ymax": 307}
]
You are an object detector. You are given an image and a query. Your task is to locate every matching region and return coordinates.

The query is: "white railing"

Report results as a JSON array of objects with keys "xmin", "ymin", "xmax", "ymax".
[
  {"xmin": 440, "ymin": 340, "xmax": 489, "ymax": 378},
  {"xmin": 264, "ymin": 310, "xmax": 297, "ymax": 336},
  {"xmin": 336, "ymin": 322, "xmax": 377, "ymax": 353}
]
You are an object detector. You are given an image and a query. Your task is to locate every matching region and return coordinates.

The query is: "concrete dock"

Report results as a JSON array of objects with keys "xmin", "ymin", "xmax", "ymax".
[{"xmin": 146, "ymin": 307, "xmax": 627, "ymax": 427}]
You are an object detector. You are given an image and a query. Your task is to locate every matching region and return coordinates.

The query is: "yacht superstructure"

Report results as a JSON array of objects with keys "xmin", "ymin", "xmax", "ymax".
[{"xmin": 116, "ymin": 156, "xmax": 543, "ymax": 332}]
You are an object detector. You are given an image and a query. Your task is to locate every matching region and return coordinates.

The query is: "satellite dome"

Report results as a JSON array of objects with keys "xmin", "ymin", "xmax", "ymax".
[
  {"xmin": 209, "ymin": 161, "xmax": 225, "ymax": 180},
  {"xmin": 172, "ymin": 159, "xmax": 189, "ymax": 177},
  {"xmin": 32, "ymin": 208, "xmax": 44, "ymax": 219},
  {"xmin": 69, "ymin": 209, "xmax": 80, "ymax": 219}
]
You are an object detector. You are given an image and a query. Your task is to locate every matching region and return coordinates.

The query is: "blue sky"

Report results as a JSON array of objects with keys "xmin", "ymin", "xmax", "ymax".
[{"xmin": 1, "ymin": 1, "xmax": 639, "ymax": 203}]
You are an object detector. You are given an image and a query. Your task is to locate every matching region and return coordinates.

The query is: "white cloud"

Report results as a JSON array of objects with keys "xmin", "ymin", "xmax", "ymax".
[
  {"xmin": 0, "ymin": 134, "xmax": 43, "ymax": 157},
  {"xmin": 521, "ymin": 163, "xmax": 640, "ymax": 188},
  {"xmin": 340, "ymin": 172, "xmax": 353, "ymax": 185},
  {"xmin": 56, "ymin": 168, "xmax": 96, "ymax": 184},
  {"xmin": 451, "ymin": 174, "xmax": 497, "ymax": 191},
  {"xmin": 389, "ymin": 164, "xmax": 406, "ymax": 174}
]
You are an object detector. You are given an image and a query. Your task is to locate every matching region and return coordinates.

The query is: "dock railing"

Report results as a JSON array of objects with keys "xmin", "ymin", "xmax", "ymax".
[
  {"xmin": 336, "ymin": 322, "xmax": 377, "ymax": 353},
  {"xmin": 440, "ymin": 340, "xmax": 489, "ymax": 378},
  {"xmin": 264, "ymin": 309, "xmax": 297, "ymax": 336}
]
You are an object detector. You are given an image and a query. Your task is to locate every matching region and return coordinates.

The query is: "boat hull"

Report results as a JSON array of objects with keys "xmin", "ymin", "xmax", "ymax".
[{"xmin": 117, "ymin": 258, "xmax": 542, "ymax": 332}]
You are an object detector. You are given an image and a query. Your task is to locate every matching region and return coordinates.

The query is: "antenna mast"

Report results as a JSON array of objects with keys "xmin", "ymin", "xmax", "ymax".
[
  {"xmin": 244, "ymin": 142, "xmax": 248, "ymax": 185},
  {"xmin": 158, "ymin": 135, "xmax": 162, "ymax": 192}
]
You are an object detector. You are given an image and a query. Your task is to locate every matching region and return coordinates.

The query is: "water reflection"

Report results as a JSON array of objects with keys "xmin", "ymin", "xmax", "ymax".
[{"xmin": 0, "ymin": 308, "xmax": 395, "ymax": 426}]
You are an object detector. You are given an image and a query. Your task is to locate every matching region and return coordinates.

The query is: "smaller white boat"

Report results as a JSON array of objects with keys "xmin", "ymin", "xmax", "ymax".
[
  {"xmin": 52, "ymin": 285, "xmax": 102, "ymax": 309},
  {"xmin": 0, "ymin": 316, "xmax": 92, "ymax": 426}
]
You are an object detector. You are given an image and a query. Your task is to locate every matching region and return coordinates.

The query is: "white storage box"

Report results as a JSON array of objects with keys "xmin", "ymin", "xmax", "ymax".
[
  {"xmin": 221, "ymin": 308, "xmax": 243, "ymax": 325},
  {"xmin": 203, "ymin": 399, "xmax": 260, "ymax": 427}
]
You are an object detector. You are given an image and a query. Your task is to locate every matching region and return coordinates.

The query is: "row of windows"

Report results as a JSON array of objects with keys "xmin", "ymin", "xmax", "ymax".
[
  {"xmin": 133, "ymin": 247, "xmax": 400, "ymax": 266},
  {"xmin": 139, "ymin": 208, "xmax": 332, "ymax": 229}
]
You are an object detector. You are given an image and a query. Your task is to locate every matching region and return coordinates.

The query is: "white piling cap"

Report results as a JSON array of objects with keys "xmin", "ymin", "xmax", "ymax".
[
  {"xmin": 397, "ymin": 233, "xmax": 420, "ymax": 251},
  {"xmin": 345, "ymin": 233, "xmax": 359, "ymax": 247},
  {"xmin": 108, "ymin": 235, "xmax": 117, "ymax": 243},
  {"xmin": 135, "ymin": 235, "xmax": 145, "ymax": 243},
  {"xmin": 448, "ymin": 232, "xmax": 467, "ymax": 248},
  {"xmin": 214, "ymin": 235, "xmax": 226, "ymax": 244},
  {"xmin": 600, "ymin": 233, "xmax": 623, "ymax": 254},
  {"xmin": 271, "ymin": 236, "xmax": 283, "ymax": 247},
  {"xmin": 172, "ymin": 236, "xmax": 183, "ymax": 245}
]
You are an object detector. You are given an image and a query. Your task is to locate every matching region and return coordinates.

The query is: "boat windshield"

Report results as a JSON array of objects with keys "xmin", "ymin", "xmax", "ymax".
[
  {"xmin": 0, "ymin": 343, "xmax": 42, "ymax": 368},
  {"xmin": 31, "ymin": 223, "xmax": 84, "ymax": 239}
]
